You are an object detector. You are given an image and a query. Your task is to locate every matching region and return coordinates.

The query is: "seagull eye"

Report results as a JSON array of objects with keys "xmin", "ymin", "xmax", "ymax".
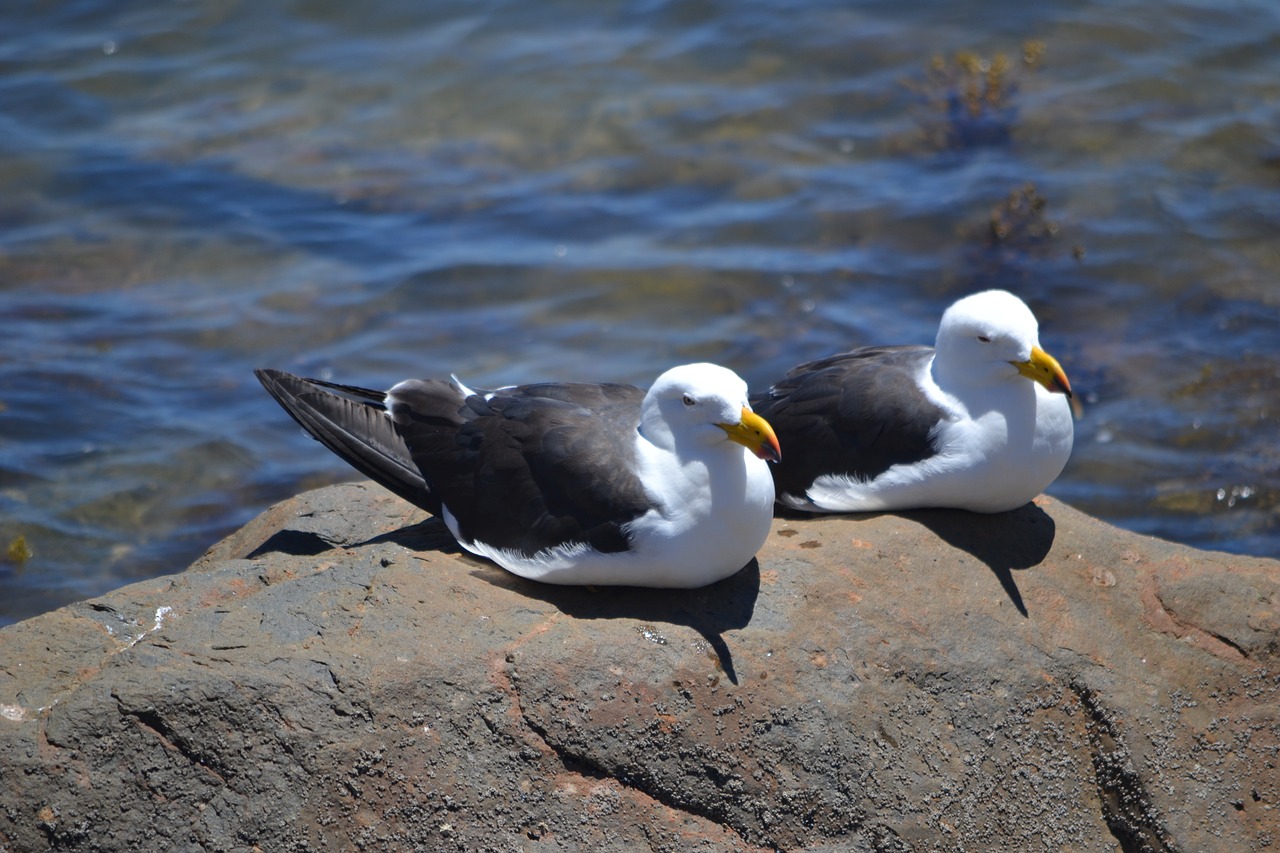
[
  {"xmin": 682, "ymin": 394, "xmax": 696, "ymax": 407},
  {"xmin": 977, "ymin": 335, "xmax": 991, "ymax": 343}
]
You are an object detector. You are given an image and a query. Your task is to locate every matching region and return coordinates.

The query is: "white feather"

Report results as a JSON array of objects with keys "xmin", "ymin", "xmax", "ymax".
[
  {"xmin": 447, "ymin": 363, "xmax": 776, "ymax": 588},
  {"xmin": 791, "ymin": 290, "xmax": 1073, "ymax": 514}
]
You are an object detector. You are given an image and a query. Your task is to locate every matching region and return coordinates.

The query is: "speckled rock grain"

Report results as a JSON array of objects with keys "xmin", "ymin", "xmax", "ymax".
[{"xmin": 1, "ymin": 482, "xmax": 1276, "ymax": 852}]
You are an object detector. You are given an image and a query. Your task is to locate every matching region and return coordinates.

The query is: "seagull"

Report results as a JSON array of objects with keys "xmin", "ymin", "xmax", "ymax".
[
  {"xmin": 255, "ymin": 362, "xmax": 781, "ymax": 588},
  {"xmin": 751, "ymin": 289, "xmax": 1073, "ymax": 514}
]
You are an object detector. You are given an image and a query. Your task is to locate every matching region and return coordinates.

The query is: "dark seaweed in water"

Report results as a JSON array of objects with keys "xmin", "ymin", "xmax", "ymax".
[
  {"xmin": 4, "ymin": 536, "xmax": 32, "ymax": 565},
  {"xmin": 0, "ymin": 3, "xmax": 1277, "ymax": 626},
  {"xmin": 988, "ymin": 184, "xmax": 1058, "ymax": 248},
  {"xmin": 906, "ymin": 43, "xmax": 1046, "ymax": 150}
]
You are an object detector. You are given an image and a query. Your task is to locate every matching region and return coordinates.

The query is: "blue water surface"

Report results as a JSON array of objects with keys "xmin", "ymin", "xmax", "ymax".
[{"xmin": 2, "ymin": 0, "xmax": 1278, "ymax": 625}]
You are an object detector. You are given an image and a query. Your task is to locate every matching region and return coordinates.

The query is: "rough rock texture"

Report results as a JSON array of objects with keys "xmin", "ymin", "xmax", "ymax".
[{"xmin": 1, "ymin": 481, "xmax": 1277, "ymax": 852}]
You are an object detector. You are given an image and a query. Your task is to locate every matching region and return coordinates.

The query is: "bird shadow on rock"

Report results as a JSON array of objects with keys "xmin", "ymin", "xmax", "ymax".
[
  {"xmin": 896, "ymin": 502, "xmax": 1057, "ymax": 617},
  {"xmin": 360, "ymin": 516, "xmax": 467, "ymax": 554},
  {"xmin": 252, "ymin": 515, "xmax": 465, "ymax": 559},
  {"xmin": 359, "ymin": 517, "xmax": 761, "ymax": 685},
  {"xmin": 491, "ymin": 560, "xmax": 762, "ymax": 686},
  {"xmin": 247, "ymin": 529, "xmax": 340, "ymax": 559}
]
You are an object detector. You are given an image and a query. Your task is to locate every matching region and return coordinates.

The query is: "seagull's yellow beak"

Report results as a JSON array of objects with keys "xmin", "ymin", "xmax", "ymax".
[
  {"xmin": 718, "ymin": 408, "xmax": 782, "ymax": 463},
  {"xmin": 1012, "ymin": 346, "xmax": 1073, "ymax": 398}
]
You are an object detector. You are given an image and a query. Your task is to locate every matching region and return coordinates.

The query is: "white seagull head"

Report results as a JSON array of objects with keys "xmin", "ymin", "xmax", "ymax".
[
  {"xmin": 934, "ymin": 290, "xmax": 1072, "ymax": 397},
  {"xmin": 644, "ymin": 363, "xmax": 781, "ymax": 462}
]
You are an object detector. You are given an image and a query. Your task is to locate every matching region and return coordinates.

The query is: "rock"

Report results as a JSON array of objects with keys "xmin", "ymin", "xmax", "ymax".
[{"xmin": 1, "ymin": 481, "xmax": 1277, "ymax": 851}]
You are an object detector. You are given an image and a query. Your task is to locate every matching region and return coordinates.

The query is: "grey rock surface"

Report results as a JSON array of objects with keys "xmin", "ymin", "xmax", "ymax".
[{"xmin": 1, "ymin": 481, "xmax": 1277, "ymax": 851}]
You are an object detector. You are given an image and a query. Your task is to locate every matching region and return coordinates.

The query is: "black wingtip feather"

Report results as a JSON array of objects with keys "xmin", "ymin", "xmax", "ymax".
[{"xmin": 254, "ymin": 368, "xmax": 437, "ymax": 512}]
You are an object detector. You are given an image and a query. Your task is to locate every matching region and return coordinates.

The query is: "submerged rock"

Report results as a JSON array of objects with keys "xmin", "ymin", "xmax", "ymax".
[{"xmin": 1, "ymin": 482, "xmax": 1276, "ymax": 851}]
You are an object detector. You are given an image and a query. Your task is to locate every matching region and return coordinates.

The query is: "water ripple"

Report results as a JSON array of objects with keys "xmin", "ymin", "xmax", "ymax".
[{"xmin": 2, "ymin": 0, "xmax": 1279, "ymax": 624}]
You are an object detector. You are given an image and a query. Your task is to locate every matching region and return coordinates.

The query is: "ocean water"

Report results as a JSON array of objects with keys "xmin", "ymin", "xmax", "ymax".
[{"xmin": 2, "ymin": 0, "xmax": 1278, "ymax": 626}]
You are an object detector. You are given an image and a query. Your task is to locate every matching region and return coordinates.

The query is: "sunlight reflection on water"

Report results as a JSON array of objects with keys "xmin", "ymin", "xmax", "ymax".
[{"xmin": 1, "ymin": 0, "xmax": 1278, "ymax": 625}]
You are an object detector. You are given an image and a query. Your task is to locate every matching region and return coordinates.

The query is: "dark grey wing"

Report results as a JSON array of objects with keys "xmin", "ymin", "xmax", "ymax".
[
  {"xmin": 254, "ymin": 369, "xmax": 437, "ymax": 511},
  {"xmin": 390, "ymin": 381, "xmax": 656, "ymax": 557},
  {"xmin": 750, "ymin": 346, "xmax": 945, "ymax": 502}
]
